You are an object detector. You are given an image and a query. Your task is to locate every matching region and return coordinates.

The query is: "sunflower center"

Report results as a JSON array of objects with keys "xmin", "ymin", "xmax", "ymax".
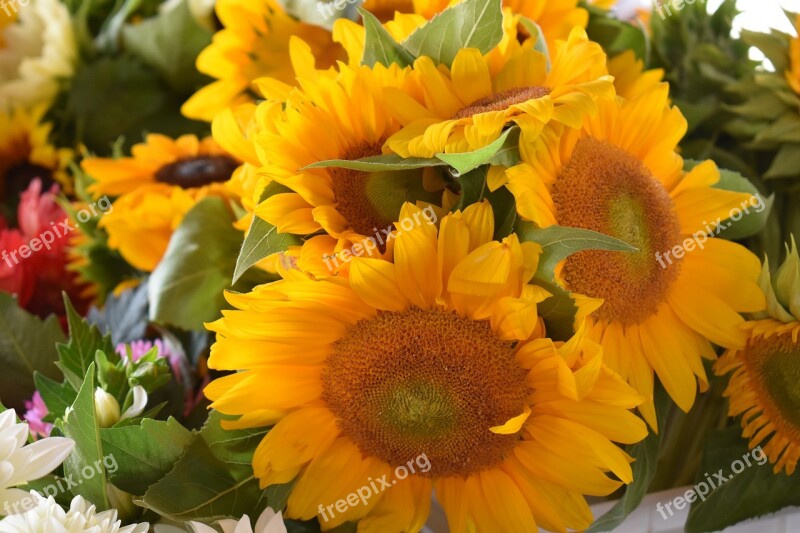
[
  {"xmin": 2, "ymin": 163, "xmax": 54, "ymax": 202},
  {"xmin": 452, "ymin": 86, "xmax": 551, "ymax": 120},
  {"xmin": 329, "ymin": 141, "xmax": 393, "ymax": 239},
  {"xmin": 155, "ymin": 156, "xmax": 238, "ymax": 189},
  {"xmin": 321, "ymin": 307, "xmax": 530, "ymax": 477},
  {"xmin": 744, "ymin": 332, "xmax": 800, "ymax": 439},
  {"xmin": 552, "ymin": 138, "xmax": 682, "ymax": 325}
]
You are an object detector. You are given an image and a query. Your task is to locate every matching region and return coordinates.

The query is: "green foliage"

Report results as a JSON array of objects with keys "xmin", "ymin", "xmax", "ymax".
[
  {"xmin": 400, "ymin": 0, "xmax": 504, "ymax": 67},
  {"xmin": 149, "ymin": 197, "xmax": 270, "ymax": 331},
  {"xmin": 436, "ymin": 128, "xmax": 517, "ymax": 175},
  {"xmin": 0, "ymin": 294, "xmax": 65, "ymax": 410},
  {"xmin": 140, "ymin": 411, "xmax": 272, "ymax": 523},
  {"xmin": 686, "ymin": 427, "xmax": 800, "ymax": 532},
  {"xmin": 359, "ymin": 8, "xmax": 415, "ymax": 68}
]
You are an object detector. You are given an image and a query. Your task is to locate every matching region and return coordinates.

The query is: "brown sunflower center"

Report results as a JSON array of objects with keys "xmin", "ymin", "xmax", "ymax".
[
  {"xmin": 452, "ymin": 86, "xmax": 551, "ymax": 120},
  {"xmin": 2, "ymin": 162, "xmax": 55, "ymax": 201},
  {"xmin": 552, "ymin": 138, "xmax": 682, "ymax": 325},
  {"xmin": 744, "ymin": 332, "xmax": 800, "ymax": 439},
  {"xmin": 329, "ymin": 141, "xmax": 394, "ymax": 239},
  {"xmin": 321, "ymin": 307, "xmax": 530, "ymax": 478},
  {"xmin": 155, "ymin": 156, "xmax": 238, "ymax": 189}
]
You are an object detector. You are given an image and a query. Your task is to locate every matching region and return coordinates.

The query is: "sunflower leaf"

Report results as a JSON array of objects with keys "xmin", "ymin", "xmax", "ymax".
[
  {"xmin": 359, "ymin": 8, "xmax": 415, "ymax": 68},
  {"xmin": 435, "ymin": 127, "xmax": 516, "ymax": 176},
  {"xmin": 685, "ymin": 426, "xmax": 800, "ymax": 532},
  {"xmin": 0, "ymin": 293, "xmax": 65, "ymax": 411},
  {"xmin": 303, "ymin": 154, "xmax": 448, "ymax": 172},
  {"xmin": 149, "ymin": 197, "xmax": 244, "ymax": 331},
  {"xmin": 529, "ymin": 279, "xmax": 578, "ymax": 342},
  {"xmin": 59, "ymin": 363, "xmax": 111, "ymax": 511},
  {"xmin": 401, "ymin": 0, "xmax": 504, "ymax": 68},
  {"xmin": 139, "ymin": 411, "xmax": 270, "ymax": 522},
  {"xmin": 518, "ymin": 18, "xmax": 551, "ymax": 70},
  {"xmin": 516, "ymin": 222, "xmax": 639, "ymax": 282},
  {"xmin": 100, "ymin": 417, "xmax": 194, "ymax": 495}
]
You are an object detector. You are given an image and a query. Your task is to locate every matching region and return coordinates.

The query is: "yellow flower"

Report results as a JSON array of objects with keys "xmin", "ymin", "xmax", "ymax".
[
  {"xmin": 384, "ymin": 26, "xmax": 613, "ymax": 158},
  {"xmin": 81, "ymin": 135, "xmax": 238, "ymax": 272},
  {"xmin": 503, "ymin": 84, "xmax": 766, "ymax": 427},
  {"xmin": 182, "ymin": 0, "xmax": 344, "ymax": 122},
  {"xmin": 205, "ymin": 201, "xmax": 647, "ymax": 532},
  {"xmin": 0, "ymin": 105, "xmax": 71, "ymax": 201},
  {"xmin": 608, "ymin": 50, "xmax": 665, "ymax": 100},
  {"xmin": 716, "ymin": 238, "xmax": 800, "ymax": 474},
  {"xmin": 0, "ymin": 0, "xmax": 76, "ymax": 110},
  {"xmin": 213, "ymin": 40, "xmax": 441, "ymax": 276}
]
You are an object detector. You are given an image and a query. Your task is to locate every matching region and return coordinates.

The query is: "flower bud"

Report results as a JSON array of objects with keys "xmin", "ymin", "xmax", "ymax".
[{"xmin": 94, "ymin": 388, "xmax": 121, "ymax": 428}]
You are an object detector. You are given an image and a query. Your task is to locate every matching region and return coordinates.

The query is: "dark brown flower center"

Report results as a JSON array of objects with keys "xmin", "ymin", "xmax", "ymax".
[
  {"xmin": 155, "ymin": 156, "xmax": 238, "ymax": 189},
  {"xmin": 552, "ymin": 138, "xmax": 682, "ymax": 325},
  {"xmin": 321, "ymin": 307, "xmax": 530, "ymax": 477},
  {"xmin": 3, "ymin": 163, "xmax": 54, "ymax": 202},
  {"xmin": 452, "ymin": 86, "xmax": 551, "ymax": 120}
]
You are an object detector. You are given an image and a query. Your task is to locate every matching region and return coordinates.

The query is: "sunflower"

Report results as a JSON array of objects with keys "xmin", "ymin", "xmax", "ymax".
[
  {"xmin": 0, "ymin": 0, "xmax": 76, "ymax": 110},
  {"xmin": 81, "ymin": 134, "xmax": 239, "ymax": 272},
  {"xmin": 0, "ymin": 105, "xmax": 71, "ymax": 209},
  {"xmin": 213, "ymin": 41, "xmax": 443, "ymax": 277},
  {"xmin": 503, "ymin": 84, "xmax": 766, "ymax": 427},
  {"xmin": 384, "ymin": 25, "xmax": 613, "ymax": 158},
  {"xmin": 716, "ymin": 239, "xmax": 800, "ymax": 474},
  {"xmin": 182, "ymin": 0, "xmax": 344, "ymax": 122},
  {"xmin": 205, "ymin": 201, "xmax": 648, "ymax": 532},
  {"xmin": 607, "ymin": 50, "xmax": 665, "ymax": 100}
]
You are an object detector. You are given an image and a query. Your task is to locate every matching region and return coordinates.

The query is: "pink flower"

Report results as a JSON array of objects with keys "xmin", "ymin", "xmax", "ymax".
[
  {"xmin": 0, "ymin": 228, "xmax": 34, "ymax": 307},
  {"xmin": 17, "ymin": 179, "xmax": 65, "ymax": 242},
  {"xmin": 23, "ymin": 391, "xmax": 53, "ymax": 439}
]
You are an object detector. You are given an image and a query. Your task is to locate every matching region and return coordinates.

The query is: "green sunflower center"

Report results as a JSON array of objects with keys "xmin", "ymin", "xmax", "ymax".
[
  {"xmin": 155, "ymin": 156, "xmax": 238, "ymax": 189},
  {"xmin": 452, "ymin": 86, "xmax": 551, "ymax": 120},
  {"xmin": 321, "ymin": 307, "xmax": 530, "ymax": 477},
  {"xmin": 745, "ymin": 332, "xmax": 800, "ymax": 437},
  {"xmin": 329, "ymin": 141, "xmax": 395, "ymax": 240},
  {"xmin": 552, "ymin": 137, "xmax": 682, "ymax": 325}
]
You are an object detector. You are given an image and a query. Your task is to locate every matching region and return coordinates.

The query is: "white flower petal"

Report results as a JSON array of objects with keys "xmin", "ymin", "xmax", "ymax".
[
  {"xmin": 7, "ymin": 437, "xmax": 74, "ymax": 486},
  {"xmin": 120, "ymin": 386, "xmax": 148, "ymax": 421}
]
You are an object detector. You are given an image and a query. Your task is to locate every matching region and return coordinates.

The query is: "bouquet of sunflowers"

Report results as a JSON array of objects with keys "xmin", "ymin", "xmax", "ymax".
[{"xmin": 1, "ymin": 0, "xmax": 800, "ymax": 531}]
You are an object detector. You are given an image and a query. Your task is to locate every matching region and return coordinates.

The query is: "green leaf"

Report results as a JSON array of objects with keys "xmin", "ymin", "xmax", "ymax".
[
  {"xmin": 35, "ymin": 373, "xmax": 78, "ymax": 423},
  {"xmin": 233, "ymin": 216, "xmax": 300, "ymax": 283},
  {"xmin": 401, "ymin": 0, "xmax": 504, "ymax": 67},
  {"xmin": 56, "ymin": 296, "xmax": 117, "ymax": 392},
  {"xmin": 100, "ymin": 418, "xmax": 194, "ymax": 495},
  {"xmin": 435, "ymin": 127, "xmax": 516, "ymax": 175},
  {"xmin": 60, "ymin": 363, "xmax": 110, "ymax": 510},
  {"xmin": 359, "ymin": 8, "xmax": 415, "ymax": 68},
  {"xmin": 588, "ymin": 386, "xmax": 672, "ymax": 532},
  {"xmin": 451, "ymin": 167, "xmax": 489, "ymax": 211},
  {"xmin": 516, "ymin": 222, "xmax": 638, "ymax": 282},
  {"xmin": 121, "ymin": 0, "xmax": 213, "ymax": 93},
  {"xmin": 0, "ymin": 293, "xmax": 65, "ymax": 410},
  {"xmin": 488, "ymin": 126, "xmax": 521, "ymax": 167},
  {"xmin": 765, "ymin": 143, "xmax": 800, "ymax": 179},
  {"xmin": 686, "ymin": 426, "xmax": 800, "ymax": 532},
  {"xmin": 303, "ymin": 154, "xmax": 447, "ymax": 172},
  {"xmin": 140, "ymin": 411, "xmax": 270, "ymax": 522},
  {"xmin": 149, "ymin": 197, "xmax": 243, "ymax": 331}
]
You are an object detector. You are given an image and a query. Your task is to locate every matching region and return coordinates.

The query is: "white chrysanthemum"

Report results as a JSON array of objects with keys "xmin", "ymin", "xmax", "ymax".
[
  {"xmin": 0, "ymin": 0, "xmax": 77, "ymax": 110},
  {"xmin": 0, "ymin": 493, "xmax": 149, "ymax": 532},
  {"xmin": 190, "ymin": 508, "xmax": 287, "ymax": 533},
  {"xmin": 0, "ymin": 409, "xmax": 74, "ymax": 515}
]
